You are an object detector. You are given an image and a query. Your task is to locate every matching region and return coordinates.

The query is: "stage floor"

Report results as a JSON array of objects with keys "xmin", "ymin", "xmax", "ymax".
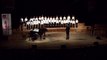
[{"xmin": 0, "ymin": 32, "xmax": 107, "ymax": 49}]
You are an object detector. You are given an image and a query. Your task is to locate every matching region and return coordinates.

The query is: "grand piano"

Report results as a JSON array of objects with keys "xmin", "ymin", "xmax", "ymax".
[
  {"xmin": 29, "ymin": 28, "xmax": 39, "ymax": 40},
  {"xmin": 29, "ymin": 28, "xmax": 47, "ymax": 40}
]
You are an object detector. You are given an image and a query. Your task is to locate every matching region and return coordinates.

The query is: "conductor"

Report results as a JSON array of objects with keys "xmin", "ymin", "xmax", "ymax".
[{"xmin": 66, "ymin": 23, "xmax": 70, "ymax": 40}]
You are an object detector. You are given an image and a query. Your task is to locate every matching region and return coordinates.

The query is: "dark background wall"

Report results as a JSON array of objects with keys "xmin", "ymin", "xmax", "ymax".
[
  {"xmin": 1, "ymin": 0, "xmax": 107, "ymax": 30},
  {"xmin": 15, "ymin": 0, "xmax": 86, "ymax": 20},
  {"xmin": 88, "ymin": 0, "xmax": 107, "ymax": 24},
  {"xmin": 0, "ymin": 0, "xmax": 87, "ymax": 29}
]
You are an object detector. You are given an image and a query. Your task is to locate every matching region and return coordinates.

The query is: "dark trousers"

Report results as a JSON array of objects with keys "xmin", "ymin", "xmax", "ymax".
[
  {"xmin": 39, "ymin": 34, "xmax": 42, "ymax": 40},
  {"xmin": 39, "ymin": 33, "xmax": 46, "ymax": 40},
  {"xmin": 66, "ymin": 31, "xmax": 69, "ymax": 39},
  {"xmin": 43, "ymin": 33, "xmax": 46, "ymax": 39}
]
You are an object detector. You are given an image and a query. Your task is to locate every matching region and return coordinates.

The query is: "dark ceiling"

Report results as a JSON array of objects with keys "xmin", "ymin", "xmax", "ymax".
[
  {"xmin": 15, "ymin": 0, "xmax": 86, "ymax": 17},
  {"xmin": 1, "ymin": 0, "xmax": 107, "ymax": 24}
]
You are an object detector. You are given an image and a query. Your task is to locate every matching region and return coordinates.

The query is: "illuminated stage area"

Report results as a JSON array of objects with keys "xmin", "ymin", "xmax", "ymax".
[
  {"xmin": 0, "ymin": 31, "xmax": 107, "ymax": 49},
  {"xmin": 1, "ymin": 0, "xmax": 107, "ymax": 59},
  {"xmin": 0, "ymin": 15, "xmax": 107, "ymax": 49},
  {"xmin": 19, "ymin": 16, "xmax": 87, "ymax": 33},
  {"xmin": 19, "ymin": 16, "xmax": 79, "ymax": 31},
  {"xmin": 1, "ymin": 16, "xmax": 107, "ymax": 49}
]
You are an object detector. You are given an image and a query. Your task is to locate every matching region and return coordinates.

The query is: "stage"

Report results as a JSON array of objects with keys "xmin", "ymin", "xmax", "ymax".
[{"xmin": 0, "ymin": 31, "xmax": 107, "ymax": 49}]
